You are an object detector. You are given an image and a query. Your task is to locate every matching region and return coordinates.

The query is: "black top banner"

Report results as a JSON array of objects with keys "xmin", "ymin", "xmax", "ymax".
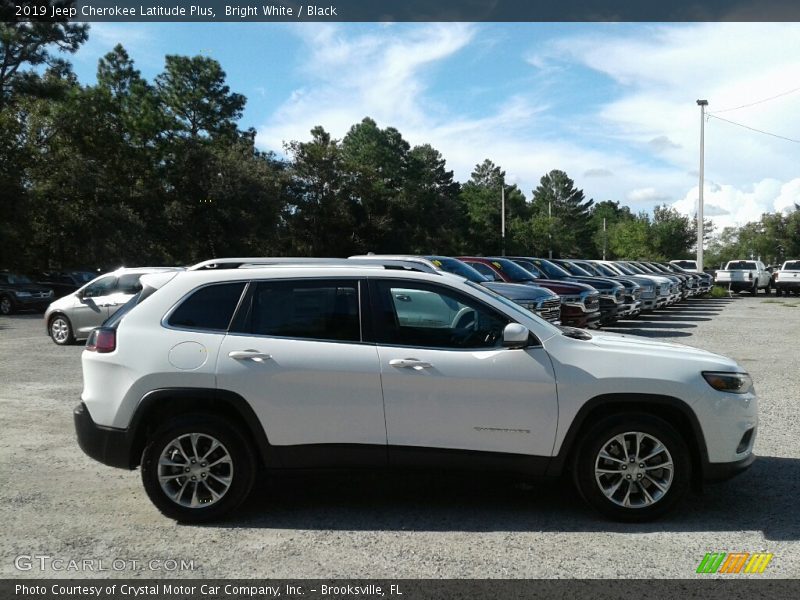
[{"xmin": 4, "ymin": 0, "xmax": 800, "ymax": 22}]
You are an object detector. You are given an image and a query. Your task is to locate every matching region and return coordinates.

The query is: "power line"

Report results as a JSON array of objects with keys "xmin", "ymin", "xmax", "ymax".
[
  {"xmin": 710, "ymin": 86, "xmax": 800, "ymax": 114},
  {"xmin": 707, "ymin": 113, "xmax": 800, "ymax": 144}
]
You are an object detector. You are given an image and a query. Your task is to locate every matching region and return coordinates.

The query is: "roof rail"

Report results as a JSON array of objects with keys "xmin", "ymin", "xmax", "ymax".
[{"xmin": 187, "ymin": 257, "xmax": 439, "ymax": 274}]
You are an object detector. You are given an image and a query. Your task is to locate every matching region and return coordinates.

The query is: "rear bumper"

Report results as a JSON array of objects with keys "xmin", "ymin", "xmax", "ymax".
[
  {"xmin": 74, "ymin": 402, "xmax": 135, "ymax": 470},
  {"xmin": 776, "ymin": 280, "xmax": 800, "ymax": 290},
  {"xmin": 703, "ymin": 453, "xmax": 756, "ymax": 482}
]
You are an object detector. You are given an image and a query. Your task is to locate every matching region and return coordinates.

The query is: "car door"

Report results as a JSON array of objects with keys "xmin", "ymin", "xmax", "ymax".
[
  {"xmin": 369, "ymin": 278, "xmax": 559, "ymax": 463},
  {"xmin": 218, "ymin": 278, "xmax": 387, "ymax": 467},
  {"xmin": 72, "ymin": 275, "xmax": 116, "ymax": 335}
]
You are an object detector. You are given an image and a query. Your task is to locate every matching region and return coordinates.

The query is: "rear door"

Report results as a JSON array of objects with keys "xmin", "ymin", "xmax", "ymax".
[
  {"xmin": 218, "ymin": 278, "xmax": 386, "ymax": 466},
  {"xmin": 369, "ymin": 278, "xmax": 558, "ymax": 462}
]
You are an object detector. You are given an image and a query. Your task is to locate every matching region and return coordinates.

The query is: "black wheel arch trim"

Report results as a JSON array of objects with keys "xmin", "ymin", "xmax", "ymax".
[
  {"xmin": 546, "ymin": 393, "xmax": 710, "ymax": 479},
  {"xmin": 128, "ymin": 387, "xmax": 279, "ymax": 470}
]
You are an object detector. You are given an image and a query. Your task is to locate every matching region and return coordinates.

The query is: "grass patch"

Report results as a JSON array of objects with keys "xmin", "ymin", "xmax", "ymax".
[{"xmin": 709, "ymin": 286, "xmax": 730, "ymax": 298}]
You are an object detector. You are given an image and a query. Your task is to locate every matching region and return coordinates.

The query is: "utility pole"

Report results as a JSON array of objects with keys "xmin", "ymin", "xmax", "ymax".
[
  {"xmin": 696, "ymin": 99, "xmax": 708, "ymax": 272},
  {"xmin": 548, "ymin": 200, "xmax": 553, "ymax": 259},
  {"xmin": 501, "ymin": 185, "xmax": 506, "ymax": 256},
  {"xmin": 602, "ymin": 217, "xmax": 607, "ymax": 260}
]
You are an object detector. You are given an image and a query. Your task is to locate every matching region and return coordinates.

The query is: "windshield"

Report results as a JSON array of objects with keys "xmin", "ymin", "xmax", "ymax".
[
  {"xmin": 528, "ymin": 258, "xmax": 571, "ymax": 279},
  {"xmin": 425, "ymin": 256, "xmax": 487, "ymax": 283},
  {"xmin": 559, "ymin": 261, "xmax": 593, "ymax": 277},
  {"xmin": 585, "ymin": 262, "xmax": 615, "ymax": 277},
  {"xmin": 620, "ymin": 262, "xmax": 643, "ymax": 275},
  {"xmin": 727, "ymin": 261, "xmax": 757, "ymax": 270},
  {"xmin": 487, "ymin": 258, "xmax": 538, "ymax": 282},
  {"xmin": 0, "ymin": 273, "xmax": 33, "ymax": 284},
  {"xmin": 673, "ymin": 261, "xmax": 696, "ymax": 269},
  {"xmin": 71, "ymin": 271, "xmax": 96, "ymax": 283},
  {"xmin": 512, "ymin": 260, "xmax": 544, "ymax": 278},
  {"xmin": 464, "ymin": 280, "xmax": 559, "ymax": 336},
  {"xmin": 783, "ymin": 261, "xmax": 800, "ymax": 270}
]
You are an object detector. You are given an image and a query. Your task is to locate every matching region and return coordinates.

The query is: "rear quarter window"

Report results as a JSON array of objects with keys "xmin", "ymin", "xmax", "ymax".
[{"xmin": 167, "ymin": 282, "xmax": 247, "ymax": 331}]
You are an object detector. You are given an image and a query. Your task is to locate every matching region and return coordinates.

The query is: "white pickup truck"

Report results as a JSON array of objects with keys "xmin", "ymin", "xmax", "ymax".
[
  {"xmin": 774, "ymin": 259, "xmax": 800, "ymax": 296},
  {"xmin": 714, "ymin": 260, "xmax": 772, "ymax": 294}
]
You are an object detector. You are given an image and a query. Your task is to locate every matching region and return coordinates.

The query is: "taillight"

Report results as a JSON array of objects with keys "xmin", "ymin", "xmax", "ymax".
[{"xmin": 86, "ymin": 328, "xmax": 116, "ymax": 353}]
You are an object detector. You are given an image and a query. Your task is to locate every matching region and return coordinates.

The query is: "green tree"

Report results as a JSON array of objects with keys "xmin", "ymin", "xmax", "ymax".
[
  {"xmin": 530, "ymin": 170, "xmax": 594, "ymax": 257},
  {"xmin": 649, "ymin": 205, "xmax": 695, "ymax": 260},
  {"xmin": 608, "ymin": 213, "xmax": 651, "ymax": 259},
  {"xmin": 460, "ymin": 159, "xmax": 527, "ymax": 255},
  {"xmin": 0, "ymin": 4, "xmax": 88, "ymax": 109}
]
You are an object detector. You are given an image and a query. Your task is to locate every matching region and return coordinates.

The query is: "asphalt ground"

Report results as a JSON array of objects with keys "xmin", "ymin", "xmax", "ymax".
[{"xmin": 1, "ymin": 293, "xmax": 798, "ymax": 579}]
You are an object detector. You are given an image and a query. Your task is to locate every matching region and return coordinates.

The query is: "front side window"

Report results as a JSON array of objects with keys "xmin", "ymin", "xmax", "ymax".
[
  {"xmin": 82, "ymin": 276, "xmax": 116, "ymax": 298},
  {"xmin": 115, "ymin": 274, "xmax": 144, "ymax": 294},
  {"xmin": 249, "ymin": 280, "xmax": 360, "ymax": 342},
  {"xmin": 168, "ymin": 282, "xmax": 246, "ymax": 331},
  {"xmin": 373, "ymin": 280, "xmax": 509, "ymax": 349}
]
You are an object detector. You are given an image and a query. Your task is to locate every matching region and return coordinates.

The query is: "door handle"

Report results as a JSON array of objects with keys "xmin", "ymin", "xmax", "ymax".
[
  {"xmin": 389, "ymin": 358, "xmax": 432, "ymax": 369},
  {"xmin": 228, "ymin": 350, "xmax": 272, "ymax": 362}
]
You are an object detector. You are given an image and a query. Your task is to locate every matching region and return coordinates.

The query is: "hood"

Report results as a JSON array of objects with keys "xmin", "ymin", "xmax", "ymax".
[
  {"xmin": 482, "ymin": 281, "xmax": 557, "ymax": 300},
  {"xmin": 1, "ymin": 282, "xmax": 52, "ymax": 294},
  {"xmin": 566, "ymin": 275, "xmax": 623, "ymax": 292},
  {"xmin": 530, "ymin": 279, "xmax": 597, "ymax": 294},
  {"xmin": 586, "ymin": 331, "xmax": 740, "ymax": 368}
]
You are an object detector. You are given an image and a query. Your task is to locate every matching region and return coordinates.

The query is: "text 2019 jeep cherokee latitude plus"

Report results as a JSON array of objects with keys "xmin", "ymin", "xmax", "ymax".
[{"xmin": 75, "ymin": 261, "xmax": 757, "ymax": 522}]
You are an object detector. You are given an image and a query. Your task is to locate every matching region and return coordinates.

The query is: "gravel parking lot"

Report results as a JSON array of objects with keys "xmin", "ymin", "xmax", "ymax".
[{"xmin": 1, "ymin": 295, "xmax": 799, "ymax": 579}]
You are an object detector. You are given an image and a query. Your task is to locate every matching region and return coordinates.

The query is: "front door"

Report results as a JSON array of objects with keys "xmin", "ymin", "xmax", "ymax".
[
  {"xmin": 73, "ymin": 275, "xmax": 115, "ymax": 335},
  {"xmin": 369, "ymin": 279, "xmax": 558, "ymax": 461}
]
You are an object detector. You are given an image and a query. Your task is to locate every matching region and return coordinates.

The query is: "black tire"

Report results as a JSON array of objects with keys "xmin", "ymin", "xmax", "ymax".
[
  {"xmin": 751, "ymin": 281, "xmax": 759, "ymax": 295},
  {"xmin": 572, "ymin": 413, "xmax": 691, "ymax": 522},
  {"xmin": 764, "ymin": 282, "xmax": 771, "ymax": 295},
  {"xmin": 0, "ymin": 295, "xmax": 14, "ymax": 315},
  {"xmin": 48, "ymin": 314, "xmax": 75, "ymax": 345},
  {"xmin": 775, "ymin": 288, "xmax": 782, "ymax": 297},
  {"xmin": 141, "ymin": 414, "xmax": 256, "ymax": 523}
]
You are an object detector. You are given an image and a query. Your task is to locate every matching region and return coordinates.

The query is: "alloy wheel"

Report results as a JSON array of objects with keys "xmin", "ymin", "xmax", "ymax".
[
  {"xmin": 594, "ymin": 431, "xmax": 674, "ymax": 508},
  {"xmin": 158, "ymin": 433, "xmax": 234, "ymax": 508},
  {"xmin": 51, "ymin": 318, "xmax": 70, "ymax": 343}
]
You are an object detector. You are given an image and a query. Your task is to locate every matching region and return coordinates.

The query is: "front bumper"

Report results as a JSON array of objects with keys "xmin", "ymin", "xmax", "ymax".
[
  {"xmin": 74, "ymin": 402, "xmax": 135, "ymax": 470},
  {"xmin": 561, "ymin": 305, "xmax": 601, "ymax": 328},
  {"xmin": 703, "ymin": 452, "xmax": 756, "ymax": 482}
]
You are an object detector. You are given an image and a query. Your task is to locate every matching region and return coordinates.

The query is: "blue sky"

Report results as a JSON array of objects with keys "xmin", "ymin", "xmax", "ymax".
[{"xmin": 69, "ymin": 22, "xmax": 800, "ymax": 230}]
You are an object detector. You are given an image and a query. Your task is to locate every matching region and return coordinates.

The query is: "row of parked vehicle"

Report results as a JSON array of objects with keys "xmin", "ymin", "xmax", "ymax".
[
  {"xmin": 712, "ymin": 259, "xmax": 800, "ymax": 296},
  {"xmin": 1, "ymin": 255, "xmax": 714, "ymax": 347}
]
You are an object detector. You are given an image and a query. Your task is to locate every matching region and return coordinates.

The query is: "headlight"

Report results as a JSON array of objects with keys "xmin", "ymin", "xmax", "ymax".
[
  {"xmin": 517, "ymin": 300, "xmax": 537, "ymax": 311},
  {"xmin": 47, "ymin": 290, "xmax": 54, "ymax": 297},
  {"xmin": 702, "ymin": 371, "xmax": 753, "ymax": 394},
  {"xmin": 14, "ymin": 291, "xmax": 31, "ymax": 297}
]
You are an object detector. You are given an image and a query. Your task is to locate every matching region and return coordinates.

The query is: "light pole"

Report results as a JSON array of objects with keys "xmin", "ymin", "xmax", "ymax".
[
  {"xmin": 501, "ymin": 185, "xmax": 506, "ymax": 256},
  {"xmin": 696, "ymin": 99, "xmax": 708, "ymax": 272}
]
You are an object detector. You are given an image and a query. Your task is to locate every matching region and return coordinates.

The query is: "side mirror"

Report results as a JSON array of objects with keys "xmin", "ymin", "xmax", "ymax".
[{"xmin": 502, "ymin": 323, "xmax": 531, "ymax": 349}]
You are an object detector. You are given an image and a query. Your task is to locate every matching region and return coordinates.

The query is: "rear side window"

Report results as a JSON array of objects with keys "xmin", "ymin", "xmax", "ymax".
[
  {"xmin": 168, "ymin": 283, "xmax": 246, "ymax": 331},
  {"xmin": 248, "ymin": 280, "xmax": 360, "ymax": 342}
]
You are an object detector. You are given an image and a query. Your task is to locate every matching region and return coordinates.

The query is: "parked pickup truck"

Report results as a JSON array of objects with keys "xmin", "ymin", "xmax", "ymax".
[
  {"xmin": 774, "ymin": 260, "xmax": 800, "ymax": 296},
  {"xmin": 715, "ymin": 260, "xmax": 772, "ymax": 294}
]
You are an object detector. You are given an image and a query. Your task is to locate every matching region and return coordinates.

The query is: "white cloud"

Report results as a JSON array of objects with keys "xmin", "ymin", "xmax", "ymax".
[{"xmin": 256, "ymin": 23, "xmax": 800, "ymax": 230}]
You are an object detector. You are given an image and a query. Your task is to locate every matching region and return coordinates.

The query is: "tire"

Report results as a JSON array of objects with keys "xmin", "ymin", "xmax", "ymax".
[
  {"xmin": 49, "ymin": 315, "xmax": 75, "ymax": 345},
  {"xmin": 572, "ymin": 413, "xmax": 691, "ymax": 522},
  {"xmin": 751, "ymin": 281, "xmax": 759, "ymax": 295},
  {"xmin": 0, "ymin": 295, "xmax": 14, "ymax": 315},
  {"xmin": 141, "ymin": 414, "xmax": 256, "ymax": 523},
  {"xmin": 775, "ymin": 288, "xmax": 782, "ymax": 297},
  {"xmin": 764, "ymin": 282, "xmax": 771, "ymax": 295}
]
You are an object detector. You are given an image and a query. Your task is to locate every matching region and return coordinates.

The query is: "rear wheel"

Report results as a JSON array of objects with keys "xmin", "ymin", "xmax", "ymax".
[
  {"xmin": 764, "ymin": 282, "xmax": 771, "ymax": 295},
  {"xmin": 775, "ymin": 288, "xmax": 782, "ymax": 297},
  {"xmin": 141, "ymin": 414, "xmax": 256, "ymax": 523},
  {"xmin": 573, "ymin": 414, "xmax": 691, "ymax": 521}
]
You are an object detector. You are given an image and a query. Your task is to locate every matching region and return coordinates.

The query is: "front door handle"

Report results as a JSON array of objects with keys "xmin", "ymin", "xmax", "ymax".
[
  {"xmin": 389, "ymin": 358, "xmax": 432, "ymax": 369},
  {"xmin": 228, "ymin": 349, "xmax": 272, "ymax": 362}
]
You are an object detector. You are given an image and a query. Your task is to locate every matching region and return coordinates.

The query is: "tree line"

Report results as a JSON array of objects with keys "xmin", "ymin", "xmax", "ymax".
[{"xmin": 2, "ymin": 15, "xmax": 795, "ymax": 272}]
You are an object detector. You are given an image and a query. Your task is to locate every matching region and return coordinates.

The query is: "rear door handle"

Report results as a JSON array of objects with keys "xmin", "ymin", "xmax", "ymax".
[
  {"xmin": 389, "ymin": 358, "xmax": 432, "ymax": 369},
  {"xmin": 228, "ymin": 350, "xmax": 272, "ymax": 362}
]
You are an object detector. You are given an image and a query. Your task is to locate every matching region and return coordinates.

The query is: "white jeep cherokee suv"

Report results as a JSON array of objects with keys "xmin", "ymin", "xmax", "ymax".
[{"xmin": 74, "ymin": 259, "xmax": 757, "ymax": 523}]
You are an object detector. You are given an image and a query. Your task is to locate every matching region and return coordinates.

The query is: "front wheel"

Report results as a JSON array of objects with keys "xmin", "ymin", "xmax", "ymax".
[
  {"xmin": 0, "ymin": 295, "xmax": 14, "ymax": 315},
  {"xmin": 573, "ymin": 414, "xmax": 691, "ymax": 522},
  {"xmin": 141, "ymin": 414, "xmax": 256, "ymax": 523},
  {"xmin": 49, "ymin": 315, "xmax": 75, "ymax": 345}
]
